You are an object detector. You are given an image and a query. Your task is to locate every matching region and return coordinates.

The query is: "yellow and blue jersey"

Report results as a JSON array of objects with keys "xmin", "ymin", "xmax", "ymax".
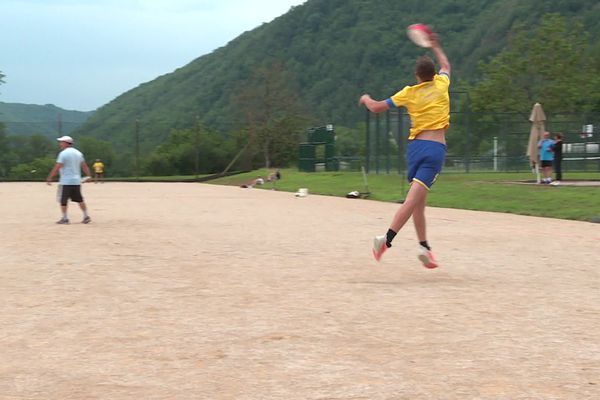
[
  {"xmin": 386, "ymin": 73, "xmax": 450, "ymax": 140},
  {"xmin": 93, "ymin": 162, "xmax": 104, "ymax": 173}
]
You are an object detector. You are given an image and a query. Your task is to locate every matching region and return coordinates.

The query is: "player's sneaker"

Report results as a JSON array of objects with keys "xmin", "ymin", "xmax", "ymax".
[
  {"xmin": 372, "ymin": 235, "xmax": 388, "ymax": 261},
  {"xmin": 418, "ymin": 246, "xmax": 439, "ymax": 269},
  {"xmin": 82, "ymin": 216, "xmax": 91, "ymax": 224},
  {"xmin": 56, "ymin": 218, "xmax": 69, "ymax": 224}
]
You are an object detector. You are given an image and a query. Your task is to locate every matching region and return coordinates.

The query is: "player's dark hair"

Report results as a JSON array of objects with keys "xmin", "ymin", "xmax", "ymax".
[{"xmin": 416, "ymin": 56, "xmax": 436, "ymax": 82}]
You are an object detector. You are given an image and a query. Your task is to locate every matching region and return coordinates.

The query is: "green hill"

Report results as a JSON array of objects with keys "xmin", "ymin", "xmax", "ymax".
[
  {"xmin": 0, "ymin": 102, "xmax": 93, "ymax": 138},
  {"xmin": 75, "ymin": 0, "xmax": 600, "ymax": 152}
]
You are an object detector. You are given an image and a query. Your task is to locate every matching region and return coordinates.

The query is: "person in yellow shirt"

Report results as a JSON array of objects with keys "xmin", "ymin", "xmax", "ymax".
[
  {"xmin": 359, "ymin": 33, "xmax": 450, "ymax": 269},
  {"xmin": 92, "ymin": 159, "xmax": 105, "ymax": 184}
]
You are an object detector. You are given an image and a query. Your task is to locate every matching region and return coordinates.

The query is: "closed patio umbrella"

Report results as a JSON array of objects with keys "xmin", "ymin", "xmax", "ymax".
[{"xmin": 527, "ymin": 103, "xmax": 546, "ymax": 183}]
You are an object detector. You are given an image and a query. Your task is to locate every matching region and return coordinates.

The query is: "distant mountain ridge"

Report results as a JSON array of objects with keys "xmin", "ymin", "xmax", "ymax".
[
  {"xmin": 0, "ymin": 102, "xmax": 93, "ymax": 138},
  {"xmin": 65, "ymin": 0, "xmax": 600, "ymax": 151}
]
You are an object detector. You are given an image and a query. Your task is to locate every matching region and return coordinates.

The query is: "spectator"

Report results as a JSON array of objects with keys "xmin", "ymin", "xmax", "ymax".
[
  {"xmin": 538, "ymin": 131, "xmax": 555, "ymax": 184},
  {"xmin": 551, "ymin": 133, "xmax": 563, "ymax": 185}
]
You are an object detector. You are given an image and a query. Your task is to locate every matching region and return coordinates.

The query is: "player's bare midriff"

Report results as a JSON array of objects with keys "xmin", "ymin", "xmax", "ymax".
[{"xmin": 415, "ymin": 129, "xmax": 447, "ymax": 145}]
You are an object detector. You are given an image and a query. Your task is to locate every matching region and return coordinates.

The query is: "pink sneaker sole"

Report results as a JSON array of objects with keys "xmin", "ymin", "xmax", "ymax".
[
  {"xmin": 372, "ymin": 244, "xmax": 387, "ymax": 261},
  {"xmin": 418, "ymin": 253, "xmax": 439, "ymax": 269}
]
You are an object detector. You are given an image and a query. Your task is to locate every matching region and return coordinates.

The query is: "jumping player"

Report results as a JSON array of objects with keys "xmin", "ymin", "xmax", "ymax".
[{"xmin": 358, "ymin": 33, "xmax": 451, "ymax": 268}]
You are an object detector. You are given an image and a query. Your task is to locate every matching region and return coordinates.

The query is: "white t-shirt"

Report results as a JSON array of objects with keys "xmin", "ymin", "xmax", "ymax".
[{"xmin": 56, "ymin": 147, "xmax": 85, "ymax": 185}]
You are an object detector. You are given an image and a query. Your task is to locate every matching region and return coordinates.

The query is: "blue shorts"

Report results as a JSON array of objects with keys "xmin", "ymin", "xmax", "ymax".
[{"xmin": 407, "ymin": 139, "xmax": 446, "ymax": 190}]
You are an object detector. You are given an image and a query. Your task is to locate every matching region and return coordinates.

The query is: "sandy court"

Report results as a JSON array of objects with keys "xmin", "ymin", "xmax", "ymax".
[{"xmin": 1, "ymin": 182, "xmax": 599, "ymax": 400}]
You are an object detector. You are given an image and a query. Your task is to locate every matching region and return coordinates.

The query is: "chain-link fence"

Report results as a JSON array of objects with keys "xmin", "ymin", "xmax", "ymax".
[
  {"xmin": 363, "ymin": 96, "xmax": 600, "ymax": 175},
  {"xmin": 3, "ymin": 104, "xmax": 600, "ymax": 178},
  {"xmin": 0, "ymin": 119, "xmax": 252, "ymax": 179}
]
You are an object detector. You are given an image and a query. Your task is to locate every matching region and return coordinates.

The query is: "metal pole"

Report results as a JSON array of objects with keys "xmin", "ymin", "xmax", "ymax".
[
  {"xmin": 195, "ymin": 116, "xmax": 200, "ymax": 179},
  {"xmin": 375, "ymin": 113, "xmax": 380, "ymax": 174},
  {"xmin": 493, "ymin": 136, "xmax": 498, "ymax": 172},
  {"xmin": 365, "ymin": 109, "xmax": 370, "ymax": 174},
  {"xmin": 385, "ymin": 110, "xmax": 391, "ymax": 174},
  {"xmin": 400, "ymin": 109, "xmax": 409, "ymax": 198},
  {"xmin": 396, "ymin": 110, "xmax": 402, "ymax": 175},
  {"xmin": 135, "ymin": 118, "xmax": 140, "ymax": 181},
  {"xmin": 502, "ymin": 117, "xmax": 509, "ymax": 172},
  {"xmin": 465, "ymin": 99, "xmax": 471, "ymax": 173}
]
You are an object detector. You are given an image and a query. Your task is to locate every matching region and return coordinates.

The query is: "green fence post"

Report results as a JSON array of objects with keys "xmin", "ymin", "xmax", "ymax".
[
  {"xmin": 385, "ymin": 110, "xmax": 391, "ymax": 174},
  {"xmin": 375, "ymin": 113, "xmax": 380, "ymax": 174},
  {"xmin": 465, "ymin": 96, "xmax": 471, "ymax": 173}
]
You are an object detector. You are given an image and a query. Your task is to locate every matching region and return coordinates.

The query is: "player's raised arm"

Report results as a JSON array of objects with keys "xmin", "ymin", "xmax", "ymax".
[{"xmin": 430, "ymin": 33, "xmax": 451, "ymax": 76}]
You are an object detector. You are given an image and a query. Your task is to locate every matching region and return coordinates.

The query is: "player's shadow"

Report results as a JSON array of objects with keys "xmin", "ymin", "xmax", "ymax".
[{"xmin": 348, "ymin": 274, "xmax": 473, "ymax": 287}]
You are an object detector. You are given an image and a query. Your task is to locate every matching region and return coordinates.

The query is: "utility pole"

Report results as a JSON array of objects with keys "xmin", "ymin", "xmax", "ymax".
[
  {"xmin": 365, "ymin": 109, "xmax": 370, "ymax": 174},
  {"xmin": 195, "ymin": 116, "xmax": 200, "ymax": 179},
  {"xmin": 135, "ymin": 118, "xmax": 140, "ymax": 181}
]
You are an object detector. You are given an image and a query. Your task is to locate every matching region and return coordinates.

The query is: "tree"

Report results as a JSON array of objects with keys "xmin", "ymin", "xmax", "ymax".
[
  {"xmin": 29, "ymin": 134, "xmax": 53, "ymax": 160},
  {"xmin": 78, "ymin": 137, "xmax": 115, "ymax": 169},
  {"xmin": 335, "ymin": 125, "xmax": 365, "ymax": 157},
  {"xmin": 8, "ymin": 136, "xmax": 31, "ymax": 165},
  {"xmin": 471, "ymin": 13, "xmax": 595, "ymax": 115},
  {"xmin": 143, "ymin": 127, "xmax": 236, "ymax": 176},
  {"xmin": 9, "ymin": 157, "xmax": 55, "ymax": 180},
  {"xmin": 234, "ymin": 61, "xmax": 310, "ymax": 168},
  {"xmin": 0, "ymin": 131, "xmax": 54, "ymax": 179},
  {"xmin": 0, "ymin": 123, "xmax": 13, "ymax": 177}
]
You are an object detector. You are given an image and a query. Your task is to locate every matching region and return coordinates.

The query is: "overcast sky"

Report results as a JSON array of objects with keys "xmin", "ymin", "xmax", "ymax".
[{"xmin": 0, "ymin": 0, "xmax": 307, "ymax": 111}]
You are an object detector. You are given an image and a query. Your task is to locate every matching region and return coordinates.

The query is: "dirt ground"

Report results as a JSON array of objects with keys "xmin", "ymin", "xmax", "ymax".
[{"xmin": 1, "ymin": 182, "xmax": 599, "ymax": 400}]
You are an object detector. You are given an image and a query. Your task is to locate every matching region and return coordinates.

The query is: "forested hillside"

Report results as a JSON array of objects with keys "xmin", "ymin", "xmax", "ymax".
[
  {"xmin": 0, "ymin": 102, "xmax": 93, "ymax": 138},
  {"xmin": 77, "ymin": 0, "xmax": 600, "ymax": 152}
]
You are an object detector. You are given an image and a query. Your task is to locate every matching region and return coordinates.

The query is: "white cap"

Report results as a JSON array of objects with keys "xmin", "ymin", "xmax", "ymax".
[{"xmin": 56, "ymin": 135, "xmax": 74, "ymax": 143}]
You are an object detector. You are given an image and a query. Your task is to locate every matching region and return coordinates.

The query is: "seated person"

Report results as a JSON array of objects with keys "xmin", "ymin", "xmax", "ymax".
[
  {"xmin": 267, "ymin": 169, "xmax": 281, "ymax": 182},
  {"xmin": 240, "ymin": 177, "xmax": 265, "ymax": 188}
]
